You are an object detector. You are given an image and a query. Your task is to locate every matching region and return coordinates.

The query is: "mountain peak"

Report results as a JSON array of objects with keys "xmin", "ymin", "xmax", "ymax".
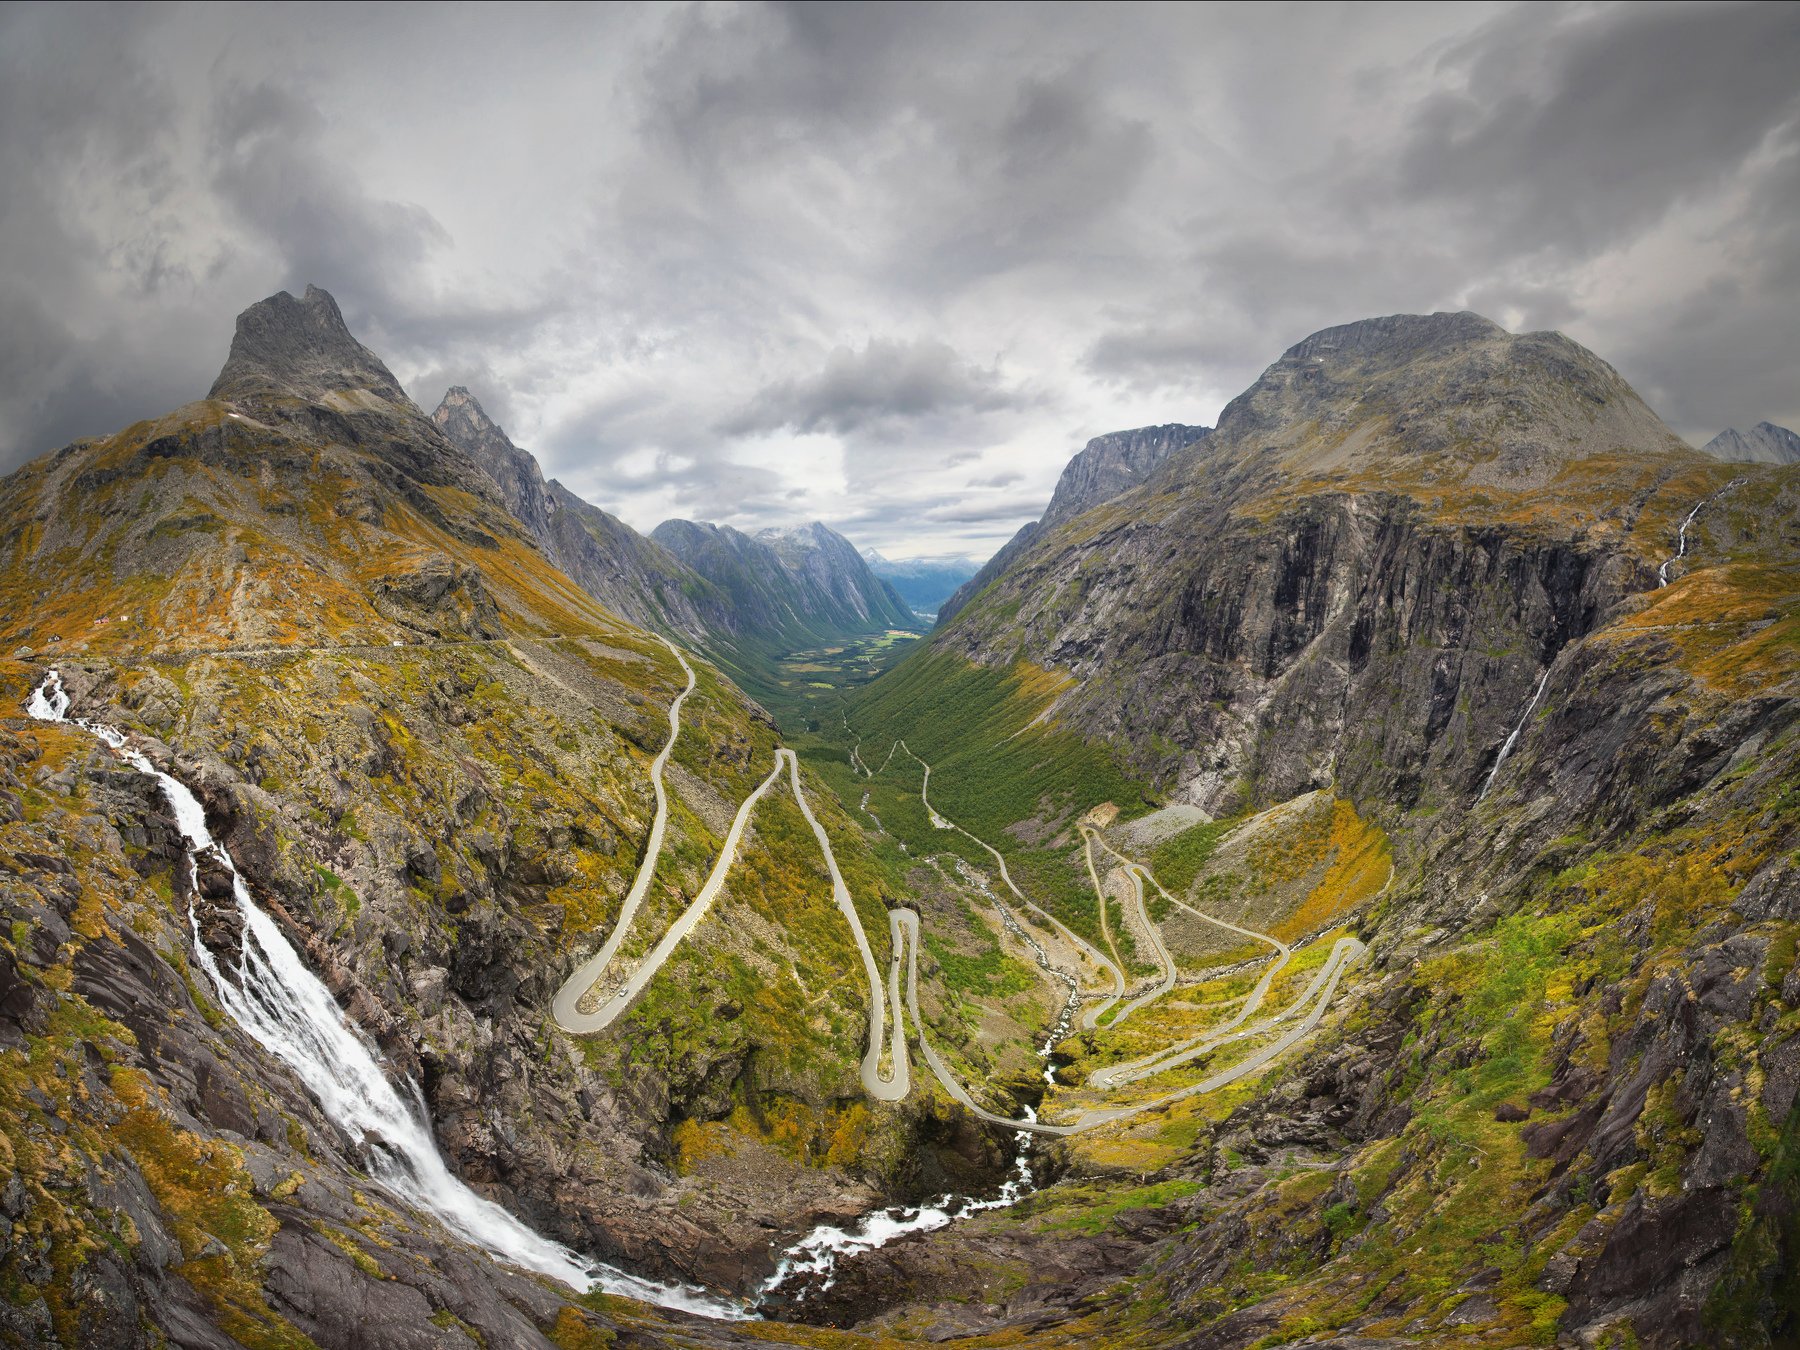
[
  {"xmin": 1281, "ymin": 310, "xmax": 1505, "ymax": 365},
  {"xmin": 1208, "ymin": 309, "xmax": 1687, "ymax": 479},
  {"xmin": 208, "ymin": 284, "xmax": 411, "ymax": 408},
  {"xmin": 1701, "ymin": 421, "xmax": 1800, "ymax": 465},
  {"xmin": 433, "ymin": 386, "xmax": 509, "ymax": 447}
]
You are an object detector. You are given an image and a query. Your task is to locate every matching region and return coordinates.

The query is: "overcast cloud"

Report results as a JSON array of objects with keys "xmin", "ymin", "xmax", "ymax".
[{"xmin": 1, "ymin": 1, "xmax": 1795, "ymax": 557}]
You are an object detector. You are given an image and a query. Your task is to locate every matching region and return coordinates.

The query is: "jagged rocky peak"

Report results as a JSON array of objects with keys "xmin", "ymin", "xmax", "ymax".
[
  {"xmin": 939, "ymin": 421, "xmax": 1209, "ymax": 625},
  {"xmin": 208, "ymin": 284, "xmax": 413, "ymax": 409},
  {"xmin": 1702, "ymin": 420, "xmax": 1800, "ymax": 465},
  {"xmin": 432, "ymin": 385, "xmax": 559, "ymax": 541},
  {"xmin": 1205, "ymin": 309, "xmax": 1690, "ymax": 482},
  {"xmin": 432, "ymin": 386, "xmax": 512, "ymax": 454},
  {"xmin": 1042, "ymin": 422, "xmax": 1210, "ymax": 526}
]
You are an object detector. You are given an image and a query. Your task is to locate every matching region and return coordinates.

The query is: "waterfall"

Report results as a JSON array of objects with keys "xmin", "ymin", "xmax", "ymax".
[
  {"xmin": 1477, "ymin": 668, "xmax": 1550, "ymax": 803},
  {"xmin": 1658, "ymin": 477, "xmax": 1749, "ymax": 587},
  {"xmin": 26, "ymin": 671, "xmax": 743, "ymax": 1320},
  {"xmin": 1657, "ymin": 498, "xmax": 1709, "ymax": 587}
]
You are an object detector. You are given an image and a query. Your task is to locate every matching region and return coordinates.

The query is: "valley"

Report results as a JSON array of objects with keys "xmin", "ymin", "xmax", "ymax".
[{"xmin": 0, "ymin": 286, "xmax": 1796, "ymax": 1350}]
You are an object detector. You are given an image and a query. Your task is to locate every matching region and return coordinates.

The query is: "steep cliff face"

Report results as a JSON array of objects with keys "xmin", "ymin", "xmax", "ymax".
[
  {"xmin": 1041, "ymin": 424, "xmax": 1209, "ymax": 528},
  {"xmin": 939, "ymin": 312, "xmax": 1718, "ymax": 816},
  {"xmin": 755, "ymin": 523, "xmax": 916, "ymax": 629},
  {"xmin": 430, "ymin": 387, "xmax": 718, "ymax": 639}
]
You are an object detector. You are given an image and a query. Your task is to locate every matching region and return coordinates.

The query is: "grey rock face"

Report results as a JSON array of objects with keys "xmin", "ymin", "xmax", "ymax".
[
  {"xmin": 1200, "ymin": 310, "xmax": 1690, "ymax": 484},
  {"xmin": 753, "ymin": 521, "xmax": 916, "ymax": 628},
  {"xmin": 1041, "ymin": 423, "xmax": 1210, "ymax": 528},
  {"xmin": 937, "ymin": 312, "xmax": 1703, "ymax": 814},
  {"xmin": 1700, "ymin": 420, "xmax": 1800, "ymax": 464},
  {"xmin": 208, "ymin": 285, "xmax": 414, "ymax": 409}
]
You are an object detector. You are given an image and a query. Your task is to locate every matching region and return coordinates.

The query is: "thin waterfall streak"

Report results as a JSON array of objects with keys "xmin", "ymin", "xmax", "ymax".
[
  {"xmin": 1658, "ymin": 478, "xmax": 1748, "ymax": 587},
  {"xmin": 1478, "ymin": 668, "xmax": 1550, "ymax": 802}
]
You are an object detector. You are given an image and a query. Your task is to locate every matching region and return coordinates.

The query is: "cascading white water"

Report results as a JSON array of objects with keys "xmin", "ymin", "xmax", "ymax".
[
  {"xmin": 1477, "ymin": 668, "xmax": 1549, "ymax": 803},
  {"xmin": 25, "ymin": 671, "xmax": 743, "ymax": 1320},
  {"xmin": 1658, "ymin": 478, "xmax": 1749, "ymax": 588},
  {"xmin": 1658, "ymin": 499, "xmax": 1709, "ymax": 587},
  {"xmin": 756, "ymin": 864, "xmax": 1062, "ymax": 1307},
  {"xmin": 755, "ymin": 1106, "xmax": 1040, "ymax": 1309}
]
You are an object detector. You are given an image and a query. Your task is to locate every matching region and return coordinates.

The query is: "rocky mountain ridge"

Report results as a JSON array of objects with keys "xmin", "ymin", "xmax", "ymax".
[
  {"xmin": 1703, "ymin": 420, "xmax": 1800, "ymax": 465},
  {"xmin": 430, "ymin": 386, "xmax": 719, "ymax": 640},
  {"xmin": 939, "ymin": 421, "xmax": 1210, "ymax": 625},
  {"xmin": 1041, "ymin": 423, "xmax": 1210, "ymax": 528}
]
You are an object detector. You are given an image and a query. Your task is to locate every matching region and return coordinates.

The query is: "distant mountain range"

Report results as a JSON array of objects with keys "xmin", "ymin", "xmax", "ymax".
[
  {"xmin": 431, "ymin": 386, "xmax": 915, "ymax": 662},
  {"xmin": 859, "ymin": 550, "xmax": 980, "ymax": 618},
  {"xmin": 1701, "ymin": 420, "xmax": 1800, "ymax": 464},
  {"xmin": 651, "ymin": 518, "xmax": 916, "ymax": 651}
]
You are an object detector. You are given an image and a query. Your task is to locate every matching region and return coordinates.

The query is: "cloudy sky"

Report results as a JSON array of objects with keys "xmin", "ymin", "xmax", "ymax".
[{"xmin": 3, "ymin": 2, "xmax": 1797, "ymax": 558}]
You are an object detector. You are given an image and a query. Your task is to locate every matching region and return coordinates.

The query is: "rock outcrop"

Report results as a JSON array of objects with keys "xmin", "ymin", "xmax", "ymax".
[
  {"xmin": 1041, "ymin": 423, "xmax": 1209, "ymax": 528},
  {"xmin": 209, "ymin": 284, "xmax": 414, "ymax": 410}
]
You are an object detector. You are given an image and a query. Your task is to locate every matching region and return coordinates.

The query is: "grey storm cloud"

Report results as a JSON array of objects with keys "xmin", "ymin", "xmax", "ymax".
[
  {"xmin": 722, "ymin": 338, "xmax": 1032, "ymax": 439},
  {"xmin": 1, "ymin": 1, "xmax": 1796, "ymax": 558},
  {"xmin": 1392, "ymin": 3, "xmax": 1800, "ymax": 255}
]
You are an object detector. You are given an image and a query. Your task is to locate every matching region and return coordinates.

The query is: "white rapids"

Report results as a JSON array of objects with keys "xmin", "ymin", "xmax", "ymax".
[
  {"xmin": 756, "ymin": 1104, "xmax": 1042, "ymax": 1309},
  {"xmin": 25, "ymin": 670, "xmax": 743, "ymax": 1320}
]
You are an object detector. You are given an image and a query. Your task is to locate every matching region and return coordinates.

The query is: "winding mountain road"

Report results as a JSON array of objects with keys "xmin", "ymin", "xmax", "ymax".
[
  {"xmin": 551, "ymin": 637, "xmax": 695, "ymax": 1033},
  {"xmin": 888, "ymin": 739, "xmax": 1126, "ymax": 1028},
  {"xmin": 1082, "ymin": 827, "xmax": 1177, "ymax": 1026},
  {"xmin": 551, "ymin": 649, "xmax": 1366, "ymax": 1138}
]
